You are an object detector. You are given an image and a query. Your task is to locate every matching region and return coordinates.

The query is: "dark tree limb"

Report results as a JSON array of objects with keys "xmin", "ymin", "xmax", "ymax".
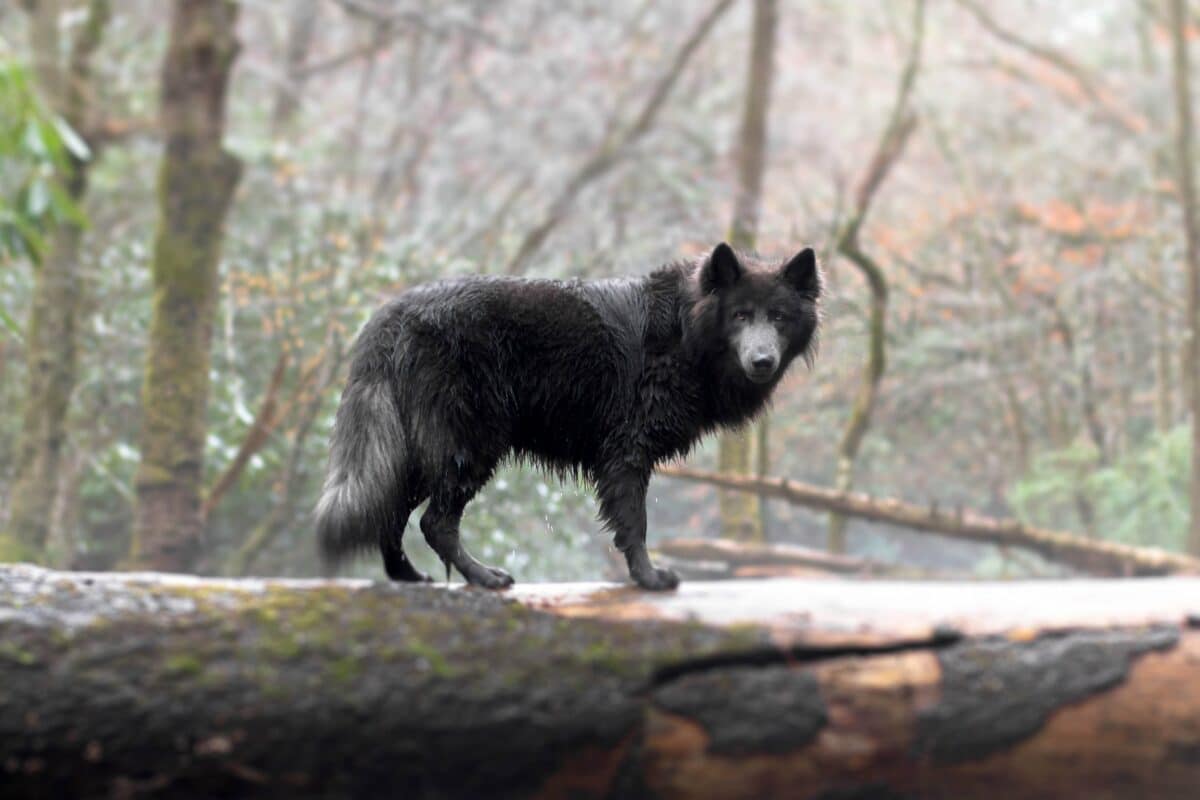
[
  {"xmin": 2, "ymin": 565, "xmax": 1199, "ymax": 798},
  {"xmin": 658, "ymin": 465, "xmax": 1200, "ymax": 576}
]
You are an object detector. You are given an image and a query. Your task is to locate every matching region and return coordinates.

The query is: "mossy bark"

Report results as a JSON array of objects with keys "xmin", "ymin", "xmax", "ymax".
[
  {"xmin": 5, "ymin": 210, "xmax": 85, "ymax": 560},
  {"xmin": 2, "ymin": 566, "xmax": 1199, "ymax": 799},
  {"xmin": 4, "ymin": 0, "xmax": 111, "ymax": 561},
  {"xmin": 131, "ymin": 0, "xmax": 242, "ymax": 571}
]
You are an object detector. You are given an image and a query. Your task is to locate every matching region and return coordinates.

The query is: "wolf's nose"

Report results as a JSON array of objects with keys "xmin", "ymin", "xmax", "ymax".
[{"xmin": 752, "ymin": 355, "xmax": 776, "ymax": 370}]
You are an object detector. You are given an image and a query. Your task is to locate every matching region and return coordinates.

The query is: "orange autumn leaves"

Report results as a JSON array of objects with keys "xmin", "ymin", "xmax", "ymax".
[
  {"xmin": 866, "ymin": 195, "xmax": 1149, "ymax": 320},
  {"xmin": 1007, "ymin": 198, "xmax": 1147, "ymax": 296},
  {"xmin": 1014, "ymin": 198, "xmax": 1144, "ymax": 242}
]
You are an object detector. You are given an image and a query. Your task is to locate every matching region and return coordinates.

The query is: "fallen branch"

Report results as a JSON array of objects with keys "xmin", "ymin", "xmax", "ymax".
[
  {"xmin": 655, "ymin": 536, "xmax": 871, "ymax": 576},
  {"xmin": 657, "ymin": 465, "xmax": 1200, "ymax": 576},
  {"xmin": 2, "ymin": 565, "xmax": 1199, "ymax": 798}
]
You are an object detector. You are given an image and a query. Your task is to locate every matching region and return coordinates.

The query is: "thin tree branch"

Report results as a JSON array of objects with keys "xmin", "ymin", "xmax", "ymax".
[
  {"xmin": 955, "ymin": 0, "xmax": 1146, "ymax": 134},
  {"xmin": 331, "ymin": 0, "xmax": 510, "ymax": 49},
  {"xmin": 504, "ymin": 0, "xmax": 736, "ymax": 274},
  {"xmin": 225, "ymin": 335, "xmax": 345, "ymax": 575},
  {"xmin": 202, "ymin": 352, "xmax": 289, "ymax": 521}
]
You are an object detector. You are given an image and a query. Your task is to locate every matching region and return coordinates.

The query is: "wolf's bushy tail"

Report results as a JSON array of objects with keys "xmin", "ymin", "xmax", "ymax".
[{"xmin": 315, "ymin": 377, "xmax": 407, "ymax": 566}]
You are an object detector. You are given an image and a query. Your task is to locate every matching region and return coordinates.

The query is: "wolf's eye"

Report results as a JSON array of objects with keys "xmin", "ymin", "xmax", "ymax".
[
  {"xmin": 732, "ymin": 310, "xmax": 751, "ymax": 322},
  {"xmin": 768, "ymin": 309, "xmax": 786, "ymax": 322}
]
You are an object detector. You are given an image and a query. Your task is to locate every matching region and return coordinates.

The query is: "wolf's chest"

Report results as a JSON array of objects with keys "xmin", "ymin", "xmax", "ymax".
[{"xmin": 636, "ymin": 352, "xmax": 710, "ymax": 461}]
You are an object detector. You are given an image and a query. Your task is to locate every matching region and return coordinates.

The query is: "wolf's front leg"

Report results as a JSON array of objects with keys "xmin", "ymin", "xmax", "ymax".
[{"xmin": 596, "ymin": 468, "xmax": 680, "ymax": 591}]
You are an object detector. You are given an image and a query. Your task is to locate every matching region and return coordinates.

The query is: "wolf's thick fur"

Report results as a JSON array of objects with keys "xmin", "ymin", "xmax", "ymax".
[{"xmin": 316, "ymin": 243, "xmax": 821, "ymax": 590}]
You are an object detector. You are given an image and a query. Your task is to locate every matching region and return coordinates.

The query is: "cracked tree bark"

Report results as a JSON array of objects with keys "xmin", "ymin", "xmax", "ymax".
[{"xmin": 1, "ymin": 565, "xmax": 1199, "ymax": 799}]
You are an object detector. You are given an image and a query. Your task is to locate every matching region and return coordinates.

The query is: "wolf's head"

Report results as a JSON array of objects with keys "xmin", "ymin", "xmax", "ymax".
[{"xmin": 688, "ymin": 242, "xmax": 822, "ymax": 387}]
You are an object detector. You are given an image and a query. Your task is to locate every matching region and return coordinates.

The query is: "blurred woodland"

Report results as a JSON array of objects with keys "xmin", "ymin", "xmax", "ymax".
[{"xmin": 4, "ymin": 0, "xmax": 1200, "ymax": 582}]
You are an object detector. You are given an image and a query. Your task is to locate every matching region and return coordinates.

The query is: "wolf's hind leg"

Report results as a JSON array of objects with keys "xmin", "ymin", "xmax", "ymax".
[
  {"xmin": 380, "ymin": 497, "xmax": 433, "ymax": 583},
  {"xmin": 420, "ymin": 490, "xmax": 513, "ymax": 589},
  {"xmin": 382, "ymin": 537, "xmax": 431, "ymax": 583}
]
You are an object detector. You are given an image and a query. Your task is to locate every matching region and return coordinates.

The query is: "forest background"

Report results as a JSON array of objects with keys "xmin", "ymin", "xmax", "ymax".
[{"xmin": 3, "ymin": 0, "xmax": 1199, "ymax": 582}]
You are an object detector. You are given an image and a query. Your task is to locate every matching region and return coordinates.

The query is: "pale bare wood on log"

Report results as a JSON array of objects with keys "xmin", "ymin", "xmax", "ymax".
[
  {"xmin": 2, "ymin": 565, "xmax": 1200, "ymax": 799},
  {"xmin": 657, "ymin": 465, "xmax": 1200, "ymax": 577}
]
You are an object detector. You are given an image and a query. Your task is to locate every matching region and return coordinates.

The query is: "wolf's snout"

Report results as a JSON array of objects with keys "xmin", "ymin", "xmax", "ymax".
[
  {"xmin": 744, "ymin": 349, "xmax": 779, "ymax": 383},
  {"xmin": 751, "ymin": 353, "xmax": 777, "ymax": 371}
]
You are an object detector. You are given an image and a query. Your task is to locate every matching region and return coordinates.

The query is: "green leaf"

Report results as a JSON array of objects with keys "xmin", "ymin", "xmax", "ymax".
[
  {"xmin": 53, "ymin": 116, "xmax": 91, "ymax": 161},
  {"xmin": 26, "ymin": 178, "xmax": 49, "ymax": 217},
  {"xmin": 0, "ymin": 305, "xmax": 24, "ymax": 342},
  {"xmin": 21, "ymin": 118, "xmax": 47, "ymax": 158}
]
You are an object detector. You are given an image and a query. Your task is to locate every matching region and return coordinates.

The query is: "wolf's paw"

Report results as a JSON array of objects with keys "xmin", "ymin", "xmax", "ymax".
[
  {"xmin": 465, "ymin": 564, "xmax": 515, "ymax": 590},
  {"xmin": 385, "ymin": 562, "xmax": 434, "ymax": 583},
  {"xmin": 633, "ymin": 566, "xmax": 680, "ymax": 592}
]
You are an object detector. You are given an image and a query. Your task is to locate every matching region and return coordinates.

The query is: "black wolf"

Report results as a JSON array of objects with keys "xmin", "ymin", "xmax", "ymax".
[{"xmin": 316, "ymin": 243, "xmax": 821, "ymax": 590}]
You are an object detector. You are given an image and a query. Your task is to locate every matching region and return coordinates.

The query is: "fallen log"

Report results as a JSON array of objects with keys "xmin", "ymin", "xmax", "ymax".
[
  {"xmin": 658, "ymin": 465, "xmax": 1200, "ymax": 577},
  {"xmin": 2, "ymin": 565, "xmax": 1200, "ymax": 798},
  {"xmin": 655, "ymin": 536, "xmax": 873, "ymax": 578}
]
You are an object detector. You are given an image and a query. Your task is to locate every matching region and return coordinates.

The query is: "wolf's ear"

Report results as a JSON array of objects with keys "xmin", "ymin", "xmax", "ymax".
[
  {"xmin": 782, "ymin": 248, "xmax": 819, "ymax": 295},
  {"xmin": 700, "ymin": 242, "xmax": 742, "ymax": 294}
]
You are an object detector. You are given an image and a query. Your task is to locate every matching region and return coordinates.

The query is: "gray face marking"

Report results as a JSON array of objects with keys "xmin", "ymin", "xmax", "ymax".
[{"xmin": 732, "ymin": 311, "xmax": 782, "ymax": 383}]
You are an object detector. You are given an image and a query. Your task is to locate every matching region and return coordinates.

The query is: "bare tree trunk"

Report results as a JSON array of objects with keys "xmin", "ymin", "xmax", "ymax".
[
  {"xmin": 754, "ymin": 414, "xmax": 771, "ymax": 537},
  {"xmin": 828, "ymin": 0, "xmax": 924, "ymax": 554},
  {"xmin": 1155, "ymin": 255, "xmax": 1175, "ymax": 432},
  {"xmin": 270, "ymin": 0, "xmax": 320, "ymax": 133},
  {"xmin": 130, "ymin": 0, "xmax": 242, "ymax": 572},
  {"xmin": 2, "ymin": 0, "xmax": 110, "ymax": 562},
  {"xmin": 717, "ymin": 0, "xmax": 778, "ymax": 543},
  {"xmin": 1169, "ymin": 0, "xmax": 1200, "ymax": 557}
]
